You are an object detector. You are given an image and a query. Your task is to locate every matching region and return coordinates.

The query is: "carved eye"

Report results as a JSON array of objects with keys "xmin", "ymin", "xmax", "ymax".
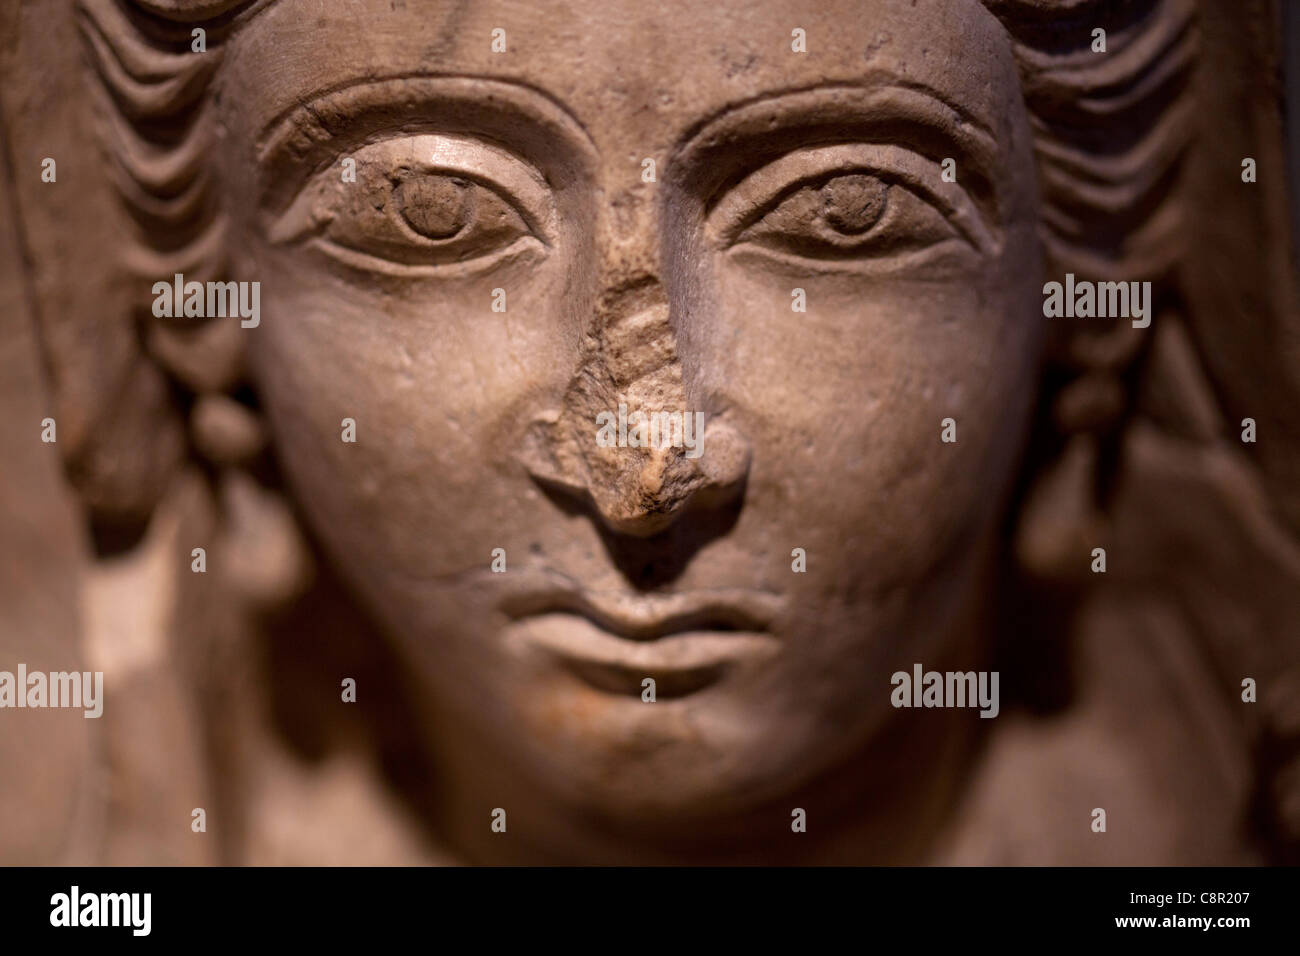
[
  {"xmin": 735, "ymin": 170, "xmax": 956, "ymax": 261},
  {"xmin": 323, "ymin": 164, "xmax": 535, "ymax": 267},
  {"xmin": 271, "ymin": 135, "xmax": 552, "ymax": 275},
  {"xmin": 705, "ymin": 144, "xmax": 994, "ymax": 271}
]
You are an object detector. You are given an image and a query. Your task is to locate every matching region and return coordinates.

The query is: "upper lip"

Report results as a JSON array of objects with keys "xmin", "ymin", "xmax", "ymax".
[{"xmin": 501, "ymin": 586, "xmax": 780, "ymax": 641}]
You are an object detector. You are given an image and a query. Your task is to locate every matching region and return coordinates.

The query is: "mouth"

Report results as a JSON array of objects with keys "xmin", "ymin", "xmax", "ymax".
[{"xmin": 501, "ymin": 588, "xmax": 782, "ymax": 698}]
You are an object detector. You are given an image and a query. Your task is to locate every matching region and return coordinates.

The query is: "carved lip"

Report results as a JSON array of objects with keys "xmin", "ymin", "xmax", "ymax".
[
  {"xmin": 503, "ymin": 587, "xmax": 780, "ymax": 640},
  {"xmin": 502, "ymin": 589, "xmax": 782, "ymax": 696}
]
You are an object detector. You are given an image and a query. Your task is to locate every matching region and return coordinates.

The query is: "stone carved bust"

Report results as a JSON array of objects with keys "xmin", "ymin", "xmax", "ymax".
[{"xmin": 0, "ymin": 0, "xmax": 1297, "ymax": 865}]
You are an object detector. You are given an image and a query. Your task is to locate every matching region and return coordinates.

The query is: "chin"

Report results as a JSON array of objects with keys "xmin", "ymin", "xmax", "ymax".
[{"xmin": 497, "ymin": 675, "xmax": 825, "ymax": 822}]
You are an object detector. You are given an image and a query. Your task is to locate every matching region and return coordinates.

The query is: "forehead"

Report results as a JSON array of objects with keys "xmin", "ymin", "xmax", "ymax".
[{"xmin": 222, "ymin": 0, "xmax": 1019, "ymax": 161}]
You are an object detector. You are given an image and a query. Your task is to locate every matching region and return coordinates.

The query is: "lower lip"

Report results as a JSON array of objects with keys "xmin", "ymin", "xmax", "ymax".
[{"xmin": 506, "ymin": 613, "xmax": 779, "ymax": 698}]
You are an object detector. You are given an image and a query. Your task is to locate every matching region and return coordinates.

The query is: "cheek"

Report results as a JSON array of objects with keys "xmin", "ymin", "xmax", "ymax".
[
  {"xmin": 244, "ymin": 241, "xmax": 582, "ymax": 579},
  {"xmin": 689, "ymin": 233, "xmax": 1043, "ymax": 588}
]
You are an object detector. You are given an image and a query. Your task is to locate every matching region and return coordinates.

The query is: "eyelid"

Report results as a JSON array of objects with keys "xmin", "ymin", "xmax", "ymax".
[
  {"xmin": 705, "ymin": 144, "xmax": 998, "ymax": 255},
  {"xmin": 256, "ymin": 76, "xmax": 598, "ymax": 213},
  {"xmin": 301, "ymin": 234, "xmax": 545, "ymax": 282},
  {"xmin": 668, "ymin": 84, "xmax": 1002, "ymax": 223},
  {"xmin": 266, "ymin": 133, "xmax": 557, "ymax": 246}
]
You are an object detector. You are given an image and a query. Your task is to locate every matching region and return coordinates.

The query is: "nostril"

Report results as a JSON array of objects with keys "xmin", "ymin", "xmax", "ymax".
[{"xmin": 695, "ymin": 418, "xmax": 752, "ymax": 493}]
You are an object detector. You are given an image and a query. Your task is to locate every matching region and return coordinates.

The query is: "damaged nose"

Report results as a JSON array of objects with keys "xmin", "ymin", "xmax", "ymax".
[{"xmin": 518, "ymin": 282, "xmax": 749, "ymax": 537}]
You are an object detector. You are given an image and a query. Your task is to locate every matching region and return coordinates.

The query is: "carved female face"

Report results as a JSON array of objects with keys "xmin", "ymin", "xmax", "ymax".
[{"xmin": 212, "ymin": 0, "xmax": 1043, "ymax": 826}]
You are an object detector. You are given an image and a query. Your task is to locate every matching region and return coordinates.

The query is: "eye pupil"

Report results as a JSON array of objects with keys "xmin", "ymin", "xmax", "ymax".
[
  {"xmin": 394, "ymin": 175, "xmax": 474, "ymax": 240},
  {"xmin": 820, "ymin": 174, "xmax": 887, "ymax": 235}
]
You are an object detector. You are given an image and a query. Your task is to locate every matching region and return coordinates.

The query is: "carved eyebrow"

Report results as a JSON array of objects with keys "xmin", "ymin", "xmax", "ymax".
[
  {"xmin": 256, "ymin": 75, "xmax": 598, "ymax": 213},
  {"xmin": 668, "ymin": 81, "xmax": 1003, "ymax": 223}
]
